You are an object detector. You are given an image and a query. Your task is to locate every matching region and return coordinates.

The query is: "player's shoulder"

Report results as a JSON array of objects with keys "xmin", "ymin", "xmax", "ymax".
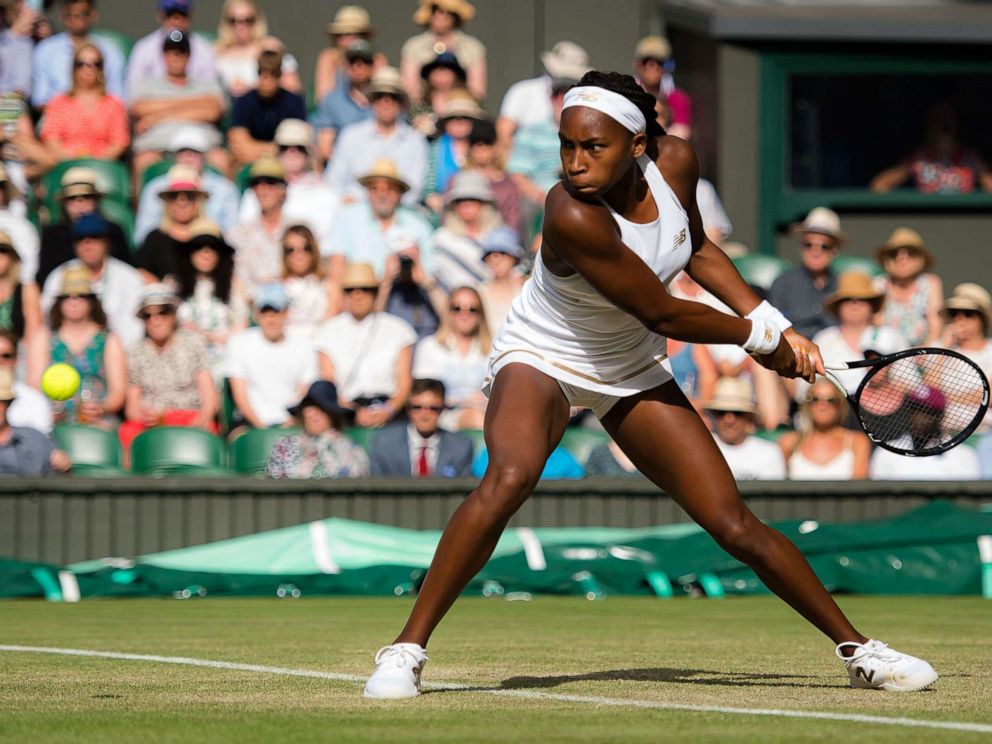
[
  {"xmin": 544, "ymin": 184, "xmax": 612, "ymax": 237},
  {"xmin": 655, "ymin": 134, "xmax": 700, "ymax": 181}
]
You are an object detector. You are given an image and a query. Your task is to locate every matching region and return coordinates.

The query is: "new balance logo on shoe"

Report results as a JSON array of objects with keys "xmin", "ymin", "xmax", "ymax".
[{"xmin": 855, "ymin": 667, "xmax": 875, "ymax": 684}]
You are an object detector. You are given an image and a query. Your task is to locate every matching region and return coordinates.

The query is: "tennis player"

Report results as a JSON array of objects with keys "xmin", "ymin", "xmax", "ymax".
[{"xmin": 365, "ymin": 71, "xmax": 938, "ymax": 698}]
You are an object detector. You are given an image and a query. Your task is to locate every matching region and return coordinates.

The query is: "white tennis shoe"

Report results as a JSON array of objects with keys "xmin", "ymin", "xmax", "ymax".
[
  {"xmin": 363, "ymin": 643, "xmax": 428, "ymax": 699},
  {"xmin": 836, "ymin": 639, "xmax": 938, "ymax": 692}
]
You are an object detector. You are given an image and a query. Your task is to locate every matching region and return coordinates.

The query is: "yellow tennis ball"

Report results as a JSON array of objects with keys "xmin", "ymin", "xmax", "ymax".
[{"xmin": 41, "ymin": 363, "xmax": 80, "ymax": 401}]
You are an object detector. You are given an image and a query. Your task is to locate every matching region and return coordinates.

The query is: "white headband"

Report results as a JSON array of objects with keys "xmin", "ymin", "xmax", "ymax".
[{"xmin": 562, "ymin": 86, "xmax": 647, "ymax": 134}]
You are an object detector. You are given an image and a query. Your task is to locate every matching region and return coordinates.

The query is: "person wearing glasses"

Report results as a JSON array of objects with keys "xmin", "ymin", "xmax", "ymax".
[
  {"xmin": 311, "ymin": 38, "xmax": 375, "ymax": 165},
  {"xmin": 30, "ymin": 0, "xmax": 125, "ymax": 109},
  {"xmin": 873, "ymin": 227, "xmax": 943, "ymax": 347},
  {"xmin": 212, "ymin": 0, "xmax": 300, "ymax": 100},
  {"xmin": 18, "ymin": 43, "xmax": 128, "ymax": 178},
  {"xmin": 369, "ymin": 378, "xmax": 473, "ymax": 477},
  {"xmin": 938, "ymin": 283, "xmax": 992, "ymax": 433},
  {"xmin": 422, "ymin": 92, "xmax": 486, "ymax": 214},
  {"xmin": 400, "ymin": 0, "xmax": 485, "ymax": 103},
  {"xmin": 136, "ymin": 164, "xmax": 209, "ymax": 283},
  {"xmin": 768, "ymin": 207, "xmax": 846, "ymax": 339},
  {"xmin": 705, "ymin": 377, "xmax": 786, "ymax": 481},
  {"xmin": 237, "ymin": 119, "xmax": 339, "ymax": 254},
  {"xmin": 118, "ymin": 283, "xmax": 218, "ymax": 451},
  {"xmin": 279, "ymin": 225, "xmax": 332, "ymax": 340},
  {"xmin": 228, "ymin": 50, "xmax": 305, "ymax": 170}
]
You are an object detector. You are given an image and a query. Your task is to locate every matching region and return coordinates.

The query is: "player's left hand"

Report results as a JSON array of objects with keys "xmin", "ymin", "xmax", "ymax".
[{"xmin": 782, "ymin": 328, "xmax": 825, "ymax": 383}]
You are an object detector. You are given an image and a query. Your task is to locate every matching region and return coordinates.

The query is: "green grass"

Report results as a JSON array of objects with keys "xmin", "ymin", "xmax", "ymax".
[{"xmin": 1, "ymin": 596, "xmax": 990, "ymax": 743}]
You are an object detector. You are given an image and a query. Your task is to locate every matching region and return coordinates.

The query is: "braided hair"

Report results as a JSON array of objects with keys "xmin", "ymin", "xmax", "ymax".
[{"xmin": 575, "ymin": 71, "xmax": 666, "ymax": 138}]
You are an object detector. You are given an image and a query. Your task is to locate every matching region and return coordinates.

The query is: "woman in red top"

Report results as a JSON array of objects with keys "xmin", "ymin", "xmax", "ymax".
[{"xmin": 20, "ymin": 44, "xmax": 129, "ymax": 176}]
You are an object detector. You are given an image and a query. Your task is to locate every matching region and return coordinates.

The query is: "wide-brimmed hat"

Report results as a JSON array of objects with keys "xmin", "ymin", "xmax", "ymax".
[
  {"xmin": 326, "ymin": 5, "xmax": 373, "ymax": 35},
  {"xmin": 634, "ymin": 35, "xmax": 672, "ymax": 62},
  {"xmin": 58, "ymin": 265, "xmax": 95, "ymax": 297},
  {"xmin": 0, "ymin": 162, "xmax": 21, "ymax": 203},
  {"xmin": 136, "ymin": 282, "xmax": 180, "ymax": 318},
  {"xmin": 444, "ymin": 169, "xmax": 494, "ymax": 206},
  {"xmin": 357, "ymin": 158, "xmax": 411, "ymax": 193},
  {"xmin": 481, "ymin": 226, "xmax": 524, "ymax": 262},
  {"xmin": 790, "ymin": 207, "xmax": 847, "ymax": 245},
  {"xmin": 824, "ymin": 271, "xmax": 884, "ymax": 315},
  {"xmin": 168, "ymin": 126, "xmax": 211, "ymax": 154},
  {"xmin": 158, "ymin": 165, "xmax": 209, "ymax": 198},
  {"xmin": 413, "ymin": 0, "xmax": 475, "ymax": 26},
  {"xmin": 421, "ymin": 51, "xmax": 466, "ymax": 81},
  {"xmin": 941, "ymin": 282, "xmax": 992, "ymax": 330},
  {"xmin": 341, "ymin": 262, "xmax": 380, "ymax": 290},
  {"xmin": 0, "ymin": 230, "xmax": 18, "ymax": 260},
  {"xmin": 59, "ymin": 166, "xmax": 103, "ymax": 200},
  {"xmin": 182, "ymin": 219, "xmax": 233, "ymax": 254},
  {"xmin": 875, "ymin": 227, "xmax": 935, "ymax": 271},
  {"xmin": 704, "ymin": 377, "xmax": 756, "ymax": 414},
  {"xmin": 436, "ymin": 90, "xmax": 485, "ymax": 124},
  {"xmin": 248, "ymin": 156, "xmax": 287, "ymax": 185},
  {"xmin": 288, "ymin": 380, "xmax": 354, "ymax": 420},
  {"xmin": 541, "ymin": 41, "xmax": 591, "ymax": 83},
  {"xmin": 367, "ymin": 66, "xmax": 407, "ymax": 101},
  {"xmin": 274, "ymin": 118, "xmax": 312, "ymax": 149}
]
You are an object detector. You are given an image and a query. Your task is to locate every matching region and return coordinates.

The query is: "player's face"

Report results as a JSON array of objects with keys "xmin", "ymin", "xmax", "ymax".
[{"xmin": 559, "ymin": 108, "xmax": 646, "ymax": 200}]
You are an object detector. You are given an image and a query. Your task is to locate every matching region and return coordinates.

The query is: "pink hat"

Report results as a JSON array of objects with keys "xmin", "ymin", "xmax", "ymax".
[{"xmin": 908, "ymin": 386, "xmax": 946, "ymax": 412}]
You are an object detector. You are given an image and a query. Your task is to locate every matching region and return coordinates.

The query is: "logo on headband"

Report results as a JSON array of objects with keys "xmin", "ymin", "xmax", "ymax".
[{"xmin": 573, "ymin": 91, "xmax": 601, "ymax": 103}]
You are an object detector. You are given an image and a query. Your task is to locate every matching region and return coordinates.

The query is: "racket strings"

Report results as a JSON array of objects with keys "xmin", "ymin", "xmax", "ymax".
[{"xmin": 857, "ymin": 354, "xmax": 985, "ymax": 453}]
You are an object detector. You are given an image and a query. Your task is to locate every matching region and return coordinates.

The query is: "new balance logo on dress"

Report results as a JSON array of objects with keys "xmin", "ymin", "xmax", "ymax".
[{"xmin": 673, "ymin": 228, "xmax": 687, "ymax": 248}]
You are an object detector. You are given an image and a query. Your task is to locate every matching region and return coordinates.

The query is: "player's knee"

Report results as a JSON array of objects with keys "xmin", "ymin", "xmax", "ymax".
[
  {"xmin": 476, "ymin": 462, "xmax": 540, "ymax": 514},
  {"xmin": 711, "ymin": 516, "xmax": 768, "ymax": 563}
]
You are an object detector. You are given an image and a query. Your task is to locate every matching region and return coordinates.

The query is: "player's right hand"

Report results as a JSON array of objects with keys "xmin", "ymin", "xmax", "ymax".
[{"xmin": 754, "ymin": 336, "xmax": 816, "ymax": 383}]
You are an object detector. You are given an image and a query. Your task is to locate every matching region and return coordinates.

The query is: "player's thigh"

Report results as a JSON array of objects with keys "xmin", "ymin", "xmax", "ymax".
[
  {"xmin": 601, "ymin": 381, "xmax": 751, "ymax": 530},
  {"xmin": 483, "ymin": 363, "xmax": 571, "ymax": 479}
]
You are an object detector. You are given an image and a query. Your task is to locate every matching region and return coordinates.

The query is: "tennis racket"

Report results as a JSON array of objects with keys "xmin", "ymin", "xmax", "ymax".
[{"xmin": 822, "ymin": 347, "xmax": 990, "ymax": 457}]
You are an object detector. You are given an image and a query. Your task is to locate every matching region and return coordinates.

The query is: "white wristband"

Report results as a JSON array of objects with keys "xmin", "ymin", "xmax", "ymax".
[
  {"xmin": 746, "ymin": 300, "xmax": 792, "ymax": 333},
  {"xmin": 742, "ymin": 318, "xmax": 781, "ymax": 355}
]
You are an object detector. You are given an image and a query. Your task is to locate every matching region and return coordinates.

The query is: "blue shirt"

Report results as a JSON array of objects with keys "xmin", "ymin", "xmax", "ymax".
[
  {"xmin": 310, "ymin": 84, "xmax": 371, "ymax": 133},
  {"xmin": 0, "ymin": 30, "xmax": 32, "ymax": 97},
  {"xmin": 328, "ymin": 202, "xmax": 435, "ymax": 277},
  {"xmin": 31, "ymin": 32, "xmax": 126, "ymax": 107},
  {"xmin": 324, "ymin": 119, "xmax": 428, "ymax": 206},
  {"xmin": 471, "ymin": 446, "xmax": 585, "ymax": 479},
  {"xmin": 135, "ymin": 170, "xmax": 240, "ymax": 243}
]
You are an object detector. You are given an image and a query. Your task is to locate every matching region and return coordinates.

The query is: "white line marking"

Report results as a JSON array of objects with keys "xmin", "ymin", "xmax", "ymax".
[
  {"xmin": 2, "ymin": 645, "xmax": 990, "ymax": 734},
  {"xmin": 308, "ymin": 520, "xmax": 340, "ymax": 574},
  {"xmin": 515, "ymin": 528, "xmax": 547, "ymax": 571}
]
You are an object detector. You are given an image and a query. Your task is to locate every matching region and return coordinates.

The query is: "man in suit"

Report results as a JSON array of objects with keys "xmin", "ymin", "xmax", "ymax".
[{"xmin": 369, "ymin": 379, "xmax": 474, "ymax": 477}]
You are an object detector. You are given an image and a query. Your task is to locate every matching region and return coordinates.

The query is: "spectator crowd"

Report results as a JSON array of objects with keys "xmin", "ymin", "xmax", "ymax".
[{"xmin": 0, "ymin": 0, "xmax": 989, "ymax": 481}]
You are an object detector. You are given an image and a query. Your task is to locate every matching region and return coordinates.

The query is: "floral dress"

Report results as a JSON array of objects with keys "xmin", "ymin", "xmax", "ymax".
[{"xmin": 265, "ymin": 430, "xmax": 370, "ymax": 479}]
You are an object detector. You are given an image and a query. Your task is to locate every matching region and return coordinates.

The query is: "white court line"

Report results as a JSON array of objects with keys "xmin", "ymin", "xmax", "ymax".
[{"xmin": 2, "ymin": 645, "xmax": 991, "ymax": 735}]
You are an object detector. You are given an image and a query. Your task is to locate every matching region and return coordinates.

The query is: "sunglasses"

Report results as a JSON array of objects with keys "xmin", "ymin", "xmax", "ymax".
[
  {"xmin": 74, "ymin": 60, "xmax": 103, "ymax": 70},
  {"xmin": 0, "ymin": 246, "xmax": 15, "ymax": 255},
  {"xmin": 950, "ymin": 309, "xmax": 980, "ymax": 319},
  {"xmin": 0, "ymin": 351, "xmax": 15, "ymax": 360},
  {"xmin": 801, "ymin": 240, "xmax": 836, "ymax": 251},
  {"xmin": 251, "ymin": 177, "xmax": 285, "ymax": 187},
  {"xmin": 808, "ymin": 396, "xmax": 840, "ymax": 406},
  {"xmin": 409, "ymin": 404, "xmax": 443, "ymax": 413},
  {"xmin": 283, "ymin": 244, "xmax": 314, "ymax": 255},
  {"xmin": 257, "ymin": 305, "xmax": 284, "ymax": 313},
  {"xmin": 163, "ymin": 191, "xmax": 198, "ymax": 201},
  {"xmin": 278, "ymin": 145, "xmax": 308, "ymax": 154},
  {"xmin": 450, "ymin": 304, "xmax": 480, "ymax": 314},
  {"xmin": 139, "ymin": 307, "xmax": 176, "ymax": 320},
  {"xmin": 371, "ymin": 92, "xmax": 402, "ymax": 103},
  {"xmin": 886, "ymin": 247, "xmax": 921, "ymax": 259},
  {"xmin": 226, "ymin": 15, "xmax": 256, "ymax": 24},
  {"xmin": 343, "ymin": 286, "xmax": 377, "ymax": 294}
]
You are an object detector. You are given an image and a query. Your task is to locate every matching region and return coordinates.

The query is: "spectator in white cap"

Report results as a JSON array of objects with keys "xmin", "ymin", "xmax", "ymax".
[
  {"xmin": 135, "ymin": 126, "xmax": 239, "ymax": 243},
  {"xmin": 400, "ymin": 0, "xmax": 485, "ymax": 102},
  {"xmin": 324, "ymin": 66, "xmax": 428, "ymax": 206},
  {"xmin": 431, "ymin": 170, "xmax": 501, "ymax": 291},
  {"xmin": 314, "ymin": 5, "xmax": 385, "ymax": 102},
  {"xmin": 476, "ymin": 226, "xmax": 525, "ymax": 332},
  {"xmin": 497, "ymin": 40, "xmax": 590, "ymax": 152},
  {"xmin": 633, "ymin": 35, "xmax": 692, "ymax": 141},
  {"xmin": 238, "ymin": 119, "xmax": 340, "ymax": 254},
  {"xmin": 768, "ymin": 207, "xmax": 847, "ymax": 339},
  {"xmin": 225, "ymin": 282, "xmax": 318, "ymax": 433},
  {"xmin": 705, "ymin": 377, "xmax": 786, "ymax": 481}
]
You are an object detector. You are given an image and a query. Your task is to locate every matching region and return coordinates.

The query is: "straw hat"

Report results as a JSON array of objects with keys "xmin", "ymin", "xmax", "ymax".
[
  {"xmin": 357, "ymin": 159, "xmax": 411, "ymax": 193},
  {"xmin": 789, "ymin": 207, "xmax": 847, "ymax": 245},
  {"xmin": 158, "ymin": 165, "xmax": 208, "ymax": 198},
  {"xmin": 823, "ymin": 272, "xmax": 884, "ymax": 315},
  {"xmin": 136, "ymin": 282, "xmax": 180, "ymax": 318},
  {"xmin": 274, "ymin": 119, "xmax": 313, "ymax": 149},
  {"xmin": 326, "ymin": 5, "xmax": 373, "ymax": 35},
  {"xmin": 0, "ymin": 367, "xmax": 14, "ymax": 402},
  {"xmin": 941, "ymin": 282, "xmax": 992, "ymax": 330},
  {"xmin": 341, "ymin": 262, "xmax": 380, "ymax": 290},
  {"xmin": 703, "ymin": 377, "xmax": 756, "ymax": 414},
  {"xmin": 875, "ymin": 227, "xmax": 934, "ymax": 271},
  {"xmin": 541, "ymin": 41, "xmax": 591, "ymax": 82},
  {"xmin": 247, "ymin": 156, "xmax": 287, "ymax": 184},
  {"xmin": 437, "ymin": 90, "xmax": 485, "ymax": 124},
  {"xmin": 0, "ymin": 162, "xmax": 22, "ymax": 203},
  {"xmin": 634, "ymin": 35, "xmax": 672, "ymax": 62},
  {"xmin": 59, "ymin": 166, "xmax": 103, "ymax": 200},
  {"xmin": 0, "ymin": 230, "xmax": 18, "ymax": 259},
  {"xmin": 413, "ymin": 0, "xmax": 475, "ymax": 26},
  {"xmin": 367, "ymin": 66, "xmax": 406, "ymax": 101},
  {"xmin": 58, "ymin": 265, "xmax": 95, "ymax": 297}
]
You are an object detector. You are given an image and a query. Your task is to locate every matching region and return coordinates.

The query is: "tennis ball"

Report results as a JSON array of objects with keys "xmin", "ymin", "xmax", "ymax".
[{"xmin": 41, "ymin": 363, "xmax": 80, "ymax": 401}]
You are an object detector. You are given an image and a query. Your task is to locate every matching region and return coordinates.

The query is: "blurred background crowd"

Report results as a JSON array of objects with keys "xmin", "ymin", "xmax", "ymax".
[{"xmin": 0, "ymin": 0, "xmax": 989, "ymax": 481}]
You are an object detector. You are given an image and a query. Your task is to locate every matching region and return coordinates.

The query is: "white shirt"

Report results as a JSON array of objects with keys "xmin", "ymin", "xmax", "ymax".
[
  {"xmin": 41, "ymin": 257, "xmax": 144, "ymax": 347},
  {"xmin": 224, "ymin": 327, "xmax": 317, "ymax": 426},
  {"xmin": 714, "ymin": 435, "xmax": 787, "ymax": 480},
  {"xmin": 807, "ymin": 325, "xmax": 908, "ymax": 399},
  {"xmin": 0, "ymin": 209, "xmax": 39, "ymax": 283},
  {"xmin": 324, "ymin": 119, "xmax": 428, "ymax": 206},
  {"xmin": 869, "ymin": 440, "xmax": 980, "ymax": 480},
  {"xmin": 943, "ymin": 341, "xmax": 992, "ymax": 432},
  {"xmin": 413, "ymin": 334, "xmax": 488, "ymax": 404},
  {"xmin": 499, "ymin": 75, "xmax": 552, "ymax": 129},
  {"xmin": 313, "ymin": 312, "xmax": 417, "ymax": 402},
  {"xmin": 696, "ymin": 178, "xmax": 733, "ymax": 242},
  {"xmin": 9, "ymin": 380, "xmax": 53, "ymax": 433},
  {"xmin": 407, "ymin": 424, "xmax": 440, "ymax": 476},
  {"xmin": 238, "ymin": 174, "xmax": 341, "ymax": 255}
]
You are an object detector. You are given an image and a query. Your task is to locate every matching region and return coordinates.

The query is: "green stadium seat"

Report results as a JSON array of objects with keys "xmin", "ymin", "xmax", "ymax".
[
  {"xmin": 461, "ymin": 428, "xmax": 486, "ymax": 458},
  {"xmin": 346, "ymin": 427, "xmax": 376, "ymax": 452},
  {"xmin": 131, "ymin": 426, "xmax": 228, "ymax": 476},
  {"xmin": 833, "ymin": 255, "xmax": 884, "ymax": 278},
  {"xmin": 53, "ymin": 424, "xmax": 124, "ymax": 475},
  {"xmin": 91, "ymin": 28, "xmax": 133, "ymax": 60},
  {"xmin": 40, "ymin": 160, "xmax": 131, "ymax": 221},
  {"xmin": 732, "ymin": 254, "xmax": 791, "ymax": 291},
  {"xmin": 559, "ymin": 428, "xmax": 610, "ymax": 465},
  {"xmin": 754, "ymin": 427, "xmax": 789, "ymax": 443},
  {"xmin": 230, "ymin": 427, "xmax": 299, "ymax": 475},
  {"xmin": 235, "ymin": 163, "xmax": 254, "ymax": 194},
  {"xmin": 139, "ymin": 158, "xmax": 175, "ymax": 191}
]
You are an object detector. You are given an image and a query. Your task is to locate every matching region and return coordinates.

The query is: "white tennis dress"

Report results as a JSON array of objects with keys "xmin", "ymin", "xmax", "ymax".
[{"xmin": 483, "ymin": 154, "xmax": 693, "ymax": 417}]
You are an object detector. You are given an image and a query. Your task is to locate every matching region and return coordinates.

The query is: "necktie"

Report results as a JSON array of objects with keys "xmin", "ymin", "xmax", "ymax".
[{"xmin": 416, "ymin": 445, "xmax": 429, "ymax": 477}]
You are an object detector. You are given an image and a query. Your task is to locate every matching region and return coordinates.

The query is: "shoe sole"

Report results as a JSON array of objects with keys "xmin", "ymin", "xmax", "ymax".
[{"xmin": 849, "ymin": 670, "xmax": 939, "ymax": 692}]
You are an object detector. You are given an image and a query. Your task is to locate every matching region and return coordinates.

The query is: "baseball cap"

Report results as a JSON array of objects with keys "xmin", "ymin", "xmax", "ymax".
[
  {"xmin": 163, "ymin": 28, "xmax": 191, "ymax": 54},
  {"xmin": 253, "ymin": 283, "xmax": 290, "ymax": 311},
  {"xmin": 72, "ymin": 213, "xmax": 112, "ymax": 241},
  {"xmin": 481, "ymin": 227, "xmax": 524, "ymax": 261},
  {"xmin": 169, "ymin": 126, "xmax": 211, "ymax": 154},
  {"xmin": 159, "ymin": 0, "xmax": 191, "ymax": 15}
]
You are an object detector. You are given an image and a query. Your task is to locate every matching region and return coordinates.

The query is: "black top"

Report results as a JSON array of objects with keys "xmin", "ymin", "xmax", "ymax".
[
  {"xmin": 232, "ymin": 88, "xmax": 307, "ymax": 142},
  {"xmin": 37, "ymin": 220, "xmax": 131, "ymax": 288},
  {"xmin": 135, "ymin": 229, "xmax": 191, "ymax": 281}
]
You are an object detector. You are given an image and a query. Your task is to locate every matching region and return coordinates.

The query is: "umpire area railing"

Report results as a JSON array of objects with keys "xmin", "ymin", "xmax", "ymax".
[{"xmin": 1, "ymin": 477, "xmax": 989, "ymax": 566}]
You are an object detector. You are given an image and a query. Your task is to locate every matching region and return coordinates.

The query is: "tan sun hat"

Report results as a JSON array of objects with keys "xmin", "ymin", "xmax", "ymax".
[
  {"xmin": 790, "ymin": 207, "xmax": 847, "ymax": 245},
  {"xmin": 357, "ymin": 159, "xmax": 411, "ymax": 193},
  {"xmin": 0, "ymin": 162, "xmax": 22, "ymax": 203},
  {"xmin": 634, "ymin": 35, "xmax": 672, "ymax": 62},
  {"xmin": 326, "ymin": 5, "xmax": 373, "ymax": 36},
  {"xmin": 368, "ymin": 66, "xmax": 407, "ymax": 101},
  {"xmin": 247, "ymin": 155, "xmax": 287, "ymax": 184},
  {"xmin": 437, "ymin": 90, "xmax": 485, "ymax": 124},
  {"xmin": 274, "ymin": 118, "xmax": 313, "ymax": 149},
  {"xmin": 0, "ymin": 367, "xmax": 14, "ymax": 402},
  {"xmin": 58, "ymin": 265, "xmax": 95, "ymax": 297},
  {"xmin": 341, "ymin": 262, "xmax": 380, "ymax": 290},
  {"xmin": 413, "ymin": 0, "xmax": 475, "ymax": 26},
  {"xmin": 59, "ymin": 166, "xmax": 103, "ymax": 200},
  {"xmin": 875, "ymin": 227, "xmax": 935, "ymax": 271},
  {"xmin": 0, "ymin": 230, "xmax": 17, "ymax": 259},
  {"xmin": 824, "ymin": 272, "xmax": 884, "ymax": 315},
  {"xmin": 541, "ymin": 40, "xmax": 591, "ymax": 82},
  {"xmin": 704, "ymin": 377, "xmax": 756, "ymax": 415},
  {"xmin": 941, "ymin": 282, "xmax": 992, "ymax": 330}
]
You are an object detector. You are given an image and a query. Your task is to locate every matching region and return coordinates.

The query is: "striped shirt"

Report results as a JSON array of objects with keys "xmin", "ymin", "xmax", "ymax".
[{"xmin": 506, "ymin": 120, "xmax": 562, "ymax": 193}]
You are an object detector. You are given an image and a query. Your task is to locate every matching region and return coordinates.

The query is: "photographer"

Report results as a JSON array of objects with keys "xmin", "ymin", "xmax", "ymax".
[{"xmin": 377, "ymin": 243, "xmax": 448, "ymax": 339}]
